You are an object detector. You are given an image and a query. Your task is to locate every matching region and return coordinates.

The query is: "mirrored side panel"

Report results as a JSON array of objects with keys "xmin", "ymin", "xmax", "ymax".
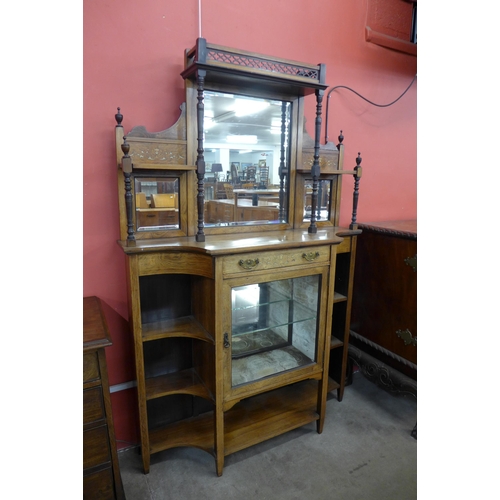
[
  {"xmin": 302, "ymin": 178, "xmax": 332, "ymax": 222},
  {"xmin": 134, "ymin": 177, "xmax": 180, "ymax": 231}
]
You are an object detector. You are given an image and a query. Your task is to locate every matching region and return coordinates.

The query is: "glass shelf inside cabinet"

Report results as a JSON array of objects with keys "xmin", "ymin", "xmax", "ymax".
[{"xmin": 231, "ymin": 275, "xmax": 320, "ymax": 387}]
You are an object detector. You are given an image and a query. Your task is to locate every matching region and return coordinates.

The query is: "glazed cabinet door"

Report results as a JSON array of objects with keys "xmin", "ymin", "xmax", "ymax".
[{"xmin": 221, "ymin": 265, "xmax": 330, "ymax": 405}]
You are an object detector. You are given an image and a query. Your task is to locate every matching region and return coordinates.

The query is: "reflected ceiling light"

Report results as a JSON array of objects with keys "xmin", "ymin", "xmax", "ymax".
[
  {"xmin": 233, "ymin": 98, "xmax": 270, "ymax": 117},
  {"xmin": 204, "ymin": 117, "xmax": 216, "ymax": 129},
  {"xmin": 238, "ymin": 149, "xmax": 253, "ymax": 154},
  {"xmin": 226, "ymin": 135, "xmax": 258, "ymax": 144}
]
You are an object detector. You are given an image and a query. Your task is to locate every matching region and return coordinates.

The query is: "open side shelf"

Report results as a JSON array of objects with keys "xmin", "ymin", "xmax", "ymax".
[
  {"xmin": 149, "ymin": 412, "xmax": 215, "ymax": 456},
  {"xmin": 330, "ymin": 336, "xmax": 343, "ymax": 349},
  {"xmin": 141, "ymin": 316, "xmax": 214, "ymax": 343},
  {"xmin": 146, "ymin": 367, "xmax": 214, "ymax": 401}
]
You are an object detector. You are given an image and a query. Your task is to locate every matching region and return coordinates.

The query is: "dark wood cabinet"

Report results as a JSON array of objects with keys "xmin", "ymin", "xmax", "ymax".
[
  {"xmin": 349, "ymin": 220, "xmax": 417, "ymax": 395},
  {"xmin": 83, "ymin": 296, "xmax": 125, "ymax": 500}
]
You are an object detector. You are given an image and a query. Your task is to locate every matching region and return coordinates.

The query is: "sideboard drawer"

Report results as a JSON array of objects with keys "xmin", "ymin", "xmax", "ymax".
[
  {"xmin": 83, "ymin": 352, "xmax": 100, "ymax": 383},
  {"xmin": 83, "ymin": 467, "xmax": 115, "ymax": 500},
  {"xmin": 83, "ymin": 387, "xmax": 105, "ymax": 425},
  {"xmin": 222, "ymin": 245, "xmax": 330, "ymax": 275},
  {"xmin": 84, "ymin": 425, "xmax": 111, "ymax": 470}
]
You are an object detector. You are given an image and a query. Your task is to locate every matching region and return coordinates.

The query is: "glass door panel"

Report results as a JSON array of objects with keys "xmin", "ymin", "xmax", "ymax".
[{"xmin": 230, "ymin": 275, "xmax": 320, "ymax": 387}]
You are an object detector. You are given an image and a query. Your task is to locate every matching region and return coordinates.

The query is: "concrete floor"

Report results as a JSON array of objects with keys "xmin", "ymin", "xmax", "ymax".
[{"xmin": 118, "ymin": 373, "xmax": 417, "ymax": 500}]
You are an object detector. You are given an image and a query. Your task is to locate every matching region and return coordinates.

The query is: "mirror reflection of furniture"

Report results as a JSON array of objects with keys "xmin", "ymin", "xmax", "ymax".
[
  {"xmin": 258, "ymin": 163, "xmax": 269, "ymax": 187},
  {"xmin": 211, "ymin": 163, "xmax": 223, "ymax": 181},
  {"xmin": 246, "ymin": 166, "xmax": 256, "ymax": 184},
  {"xmin": 230, "ymin": 164, "xmax": 240, "ymax": 185},
  {"xmin": 223, "ymin": 184, "xmax": 234, "ymax": 199},
  {"xmin": 136, "ymin": 192, "xmax": 149, "ymax": 208},
  {"xmin": 151, "ymin": 193, "xmax": 177, "ymax": 208}
]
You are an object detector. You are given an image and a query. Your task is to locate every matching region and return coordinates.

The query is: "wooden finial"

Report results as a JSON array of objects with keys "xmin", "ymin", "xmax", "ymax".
[
  {"xmin": 350, "ymin": 152, "xmax": 362, "ymax": 230},
  {"xmin": 115, "ymin": 107, "xmax": 123, "ymax": 126},
  {"xmin": 121, "ymin": 136, "xmax": 130, "ymax": 156}
]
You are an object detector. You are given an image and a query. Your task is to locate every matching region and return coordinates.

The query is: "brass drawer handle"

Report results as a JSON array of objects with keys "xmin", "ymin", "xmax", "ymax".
[
  {"xmin": 238, "ymin": 258, "xmax": 260, "ymax": 270},
  {"xmin": 396, "ymin": 329, "xmax": 417, "ymax": 346},
  {"xmin": 404, "ymin": 254, "xmax": 417, "ymax": 272},
  {"xmin": 302, "ymin": 251, "xmax": 320, "ymax": 262}
]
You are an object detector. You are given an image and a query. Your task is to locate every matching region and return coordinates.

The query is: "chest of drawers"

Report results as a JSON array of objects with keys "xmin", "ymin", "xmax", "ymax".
[{"xmin": 83, "ymin": 297, "xmax": 125, "ymax": 500}]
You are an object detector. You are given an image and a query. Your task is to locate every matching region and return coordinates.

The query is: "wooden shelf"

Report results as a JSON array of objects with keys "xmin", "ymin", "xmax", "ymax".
[
  {"xmin": 141, "ymin": 316, "xmax": 214, "ymax": 343},
  {"xmin": 333, "ymin": 291, "xmax": 347, "ymax": 303},
  {"xmin": 148, "ymin": 379, "xmax": 323, "ymax": 459},
  {"xmin": 328, "ymin": 377, "xmax": 341, "ymax": 392},
  {"xmin": 149, "ymin": 412, "xmax": 214, "ymax": 456},
  {"xmin": 145, "ymin": 368, "xmax": 214, "ymax": 402},
  {"xmin": 330, "ymin": 336, "xmax": 343, "ymax": 349},
  {"xmin": 224, "ymin": 380, "xmax": 320, "ymax": 455}
]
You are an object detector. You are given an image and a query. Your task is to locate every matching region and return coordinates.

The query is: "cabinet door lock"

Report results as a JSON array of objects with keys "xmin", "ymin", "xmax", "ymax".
[
  {"xmin": 302, "ymin": 251, "xmax": 320, "ymax": 262},
  {"xmin": 223, "ymin": 333, "xmax": 230, "ymax": 348}
]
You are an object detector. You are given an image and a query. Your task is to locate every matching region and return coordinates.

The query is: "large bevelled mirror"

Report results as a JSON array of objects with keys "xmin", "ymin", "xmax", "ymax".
[{"xmin": 202, "ymin": 92, "xmax": 291, "ymax": 226}]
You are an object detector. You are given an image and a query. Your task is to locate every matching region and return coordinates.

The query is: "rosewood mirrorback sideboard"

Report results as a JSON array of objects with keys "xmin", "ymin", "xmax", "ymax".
[{"xmin": 114, "ymin": 38, "xmax": 364, "ymax": 476}]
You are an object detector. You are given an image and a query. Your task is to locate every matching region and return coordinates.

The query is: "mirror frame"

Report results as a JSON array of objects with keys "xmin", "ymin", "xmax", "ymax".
[
  {"xmin": 185, "ymin": 81, "xmax": 300, "ymax": 237},
  {"xmin": 181, "ymin": 38, "xmax": 328, "ymax": 241}
]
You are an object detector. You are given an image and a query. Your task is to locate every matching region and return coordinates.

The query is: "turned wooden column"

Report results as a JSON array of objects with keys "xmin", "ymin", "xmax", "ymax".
[{"xmin": 308, "ymin": 88, "xmax": 324, "ymax": 234}]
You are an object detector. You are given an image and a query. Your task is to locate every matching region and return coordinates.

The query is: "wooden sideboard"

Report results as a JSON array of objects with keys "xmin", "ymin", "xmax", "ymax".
[
  {"xmin": 113, "ymin": 38, "xmax": 365, "ymax": 475},
  {"xmin": 119, "ymin": 227, "xmax": 358, "ymax": 476},
  {"xmin": 83, "ymin": 297, "xmax": 125, "ymax": 500},
  {"xmin": 349, "ymin": 220, "xmax": 417, "ymax": 397}
]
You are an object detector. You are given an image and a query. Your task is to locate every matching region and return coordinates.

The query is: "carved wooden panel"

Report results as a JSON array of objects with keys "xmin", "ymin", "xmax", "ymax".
[
  {"xmin": 125, "ymin": 103, "xmax": 190, "ymax": 168},
  {"xmin": 127, "ymin": 138, "xmax": 187, "ymax": 166}
]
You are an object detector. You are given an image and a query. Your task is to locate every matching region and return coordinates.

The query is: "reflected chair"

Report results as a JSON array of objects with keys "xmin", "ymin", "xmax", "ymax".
[
  {"xmin": 224, "ymin": 183, "xmax": 234, "ymax": 199},
  {"xmin": 136, "ymin": 192, "xmax": 149, "ymax": 208}
]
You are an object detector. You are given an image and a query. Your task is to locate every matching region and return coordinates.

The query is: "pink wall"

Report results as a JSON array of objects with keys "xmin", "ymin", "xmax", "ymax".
[{"xmin": 83, "ymin": 0, "xmax": 416, "ymax": 449}]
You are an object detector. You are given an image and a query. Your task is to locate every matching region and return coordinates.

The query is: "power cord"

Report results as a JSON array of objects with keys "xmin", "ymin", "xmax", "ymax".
[{"xmin": 324, "ymin": 74, "xmax": 417, "ymax": 143}]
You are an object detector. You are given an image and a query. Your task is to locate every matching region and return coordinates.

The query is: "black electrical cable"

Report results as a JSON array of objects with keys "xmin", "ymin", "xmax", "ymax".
[{"xmin": 324, "ymin": 74, "xmax": 417, "ymax": 143}]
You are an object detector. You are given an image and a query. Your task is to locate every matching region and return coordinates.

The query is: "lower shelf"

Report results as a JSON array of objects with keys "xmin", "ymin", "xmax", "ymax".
[{"xmin": 148, "ymin": 378, "xmax": 329, "ymax": 459}]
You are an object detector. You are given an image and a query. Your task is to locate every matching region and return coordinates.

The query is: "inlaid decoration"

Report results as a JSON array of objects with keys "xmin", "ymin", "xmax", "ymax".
[
  {"xmin": 128, "ymin": 140, "xmax": 187, "ymax": 165},
  {"xmin": 302, "ymin": 151, "xmax": 339, "ymax": 172}
]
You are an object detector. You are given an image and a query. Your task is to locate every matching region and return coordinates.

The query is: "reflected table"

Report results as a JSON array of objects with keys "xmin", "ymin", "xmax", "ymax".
[{"xmin": 233, "ymin": 188, "xmax": 280, "ymax": 207}]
